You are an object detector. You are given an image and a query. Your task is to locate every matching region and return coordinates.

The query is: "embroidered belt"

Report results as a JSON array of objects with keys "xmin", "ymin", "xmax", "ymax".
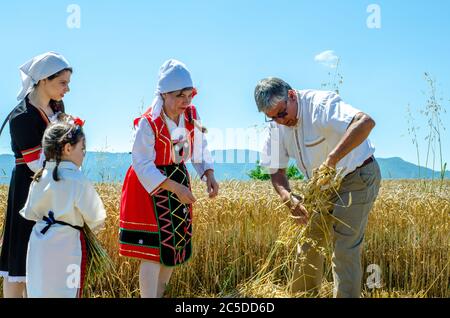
[{"xmin": 15, "ymin": 158, "xmax": 26, "ymax": 166}]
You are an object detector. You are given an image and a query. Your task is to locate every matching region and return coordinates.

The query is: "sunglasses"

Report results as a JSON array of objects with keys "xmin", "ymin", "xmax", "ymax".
[{"xmin": 264, "ymin": 101, "xmax": 288, "ymax": 122}]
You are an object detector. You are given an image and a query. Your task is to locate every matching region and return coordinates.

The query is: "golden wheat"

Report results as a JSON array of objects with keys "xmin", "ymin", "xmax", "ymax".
[{"xmin": 0, "ymin": 179, "xmax": 448, "ymax": 298}]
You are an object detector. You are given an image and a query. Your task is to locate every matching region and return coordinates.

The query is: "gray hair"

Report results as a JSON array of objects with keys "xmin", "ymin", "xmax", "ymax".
[{"xmin": 254, "ymin": 77, "xmax": 292, "ymax": 112}]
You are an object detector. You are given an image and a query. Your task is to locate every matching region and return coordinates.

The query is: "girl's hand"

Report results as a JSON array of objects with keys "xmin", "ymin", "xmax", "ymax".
[
  {"xmin": 174, "ymin": 184, "xmax": 197, "ymax": 204},
  {"xmin": 204, "ymin": 170, "xmax": 219, "ymax": 198}
]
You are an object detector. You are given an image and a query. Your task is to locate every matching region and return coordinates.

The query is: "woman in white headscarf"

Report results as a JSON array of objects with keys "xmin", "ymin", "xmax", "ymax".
[
  {"xmin": 119, "ymin": 59, "xmax": 219, "ymax": 298},
  {"xmin": 0, "ymin": 52, "xmax": 72, "ymax": 298}
]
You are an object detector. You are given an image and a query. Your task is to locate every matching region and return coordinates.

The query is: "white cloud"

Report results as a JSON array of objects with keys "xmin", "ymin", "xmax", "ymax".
[{"xmin": 314, "ymin": 50, "xmax": 339, "ymax": 68}]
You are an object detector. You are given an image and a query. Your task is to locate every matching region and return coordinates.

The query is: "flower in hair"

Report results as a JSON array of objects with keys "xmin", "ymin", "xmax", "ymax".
[{"xmin": 73, "ymin": 117, "xmax": 85, "ymax": 127}]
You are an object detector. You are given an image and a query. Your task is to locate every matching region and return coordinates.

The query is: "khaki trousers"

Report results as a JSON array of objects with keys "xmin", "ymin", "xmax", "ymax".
[{"xmin": 292, "ymin": 159, "xmax": 381, "ymax": 298}]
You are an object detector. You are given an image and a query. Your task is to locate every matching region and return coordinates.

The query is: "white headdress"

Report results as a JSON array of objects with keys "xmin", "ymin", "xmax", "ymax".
[
  {"xmin": 17, "ymin": 52, "xmax": 71, "ymax": 101},
  {"xmin": 150, "ymin": 59, "xmax": 193, "ymax": 118}
]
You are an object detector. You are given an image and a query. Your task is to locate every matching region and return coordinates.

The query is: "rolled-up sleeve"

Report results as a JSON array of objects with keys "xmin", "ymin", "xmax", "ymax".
[
  {"xmin": 132, "ymin": 118, "xmax": 168, "ymax": 194},
  {"xmin": 190, "ymin": 112, "xmax": 214, "ymax": 179},
  {"xmin": 314, "ymin": 91, "xmax": 360, "ymax": 135},
  {"xmin": 260, "ymin": 123, "xmax": 289, "ymax": 174}
]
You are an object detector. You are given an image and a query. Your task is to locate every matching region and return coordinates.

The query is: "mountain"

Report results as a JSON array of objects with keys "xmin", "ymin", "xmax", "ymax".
[
  {"xmin": 0, "ymin": 151, "xmax": 449, "ymax": 184},
  {"xmin": 376, "ymin": 157, "xmax": 450, "ymax": 179}
]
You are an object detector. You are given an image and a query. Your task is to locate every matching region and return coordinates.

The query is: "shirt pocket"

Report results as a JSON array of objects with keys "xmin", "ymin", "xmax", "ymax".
[
  {"xmin": 304, "ymin": 136, "xmax": 326, "ymax": 148},
  {"xmin": 304, "ymin": 135, "xmax": 328, "ymax": 169}
]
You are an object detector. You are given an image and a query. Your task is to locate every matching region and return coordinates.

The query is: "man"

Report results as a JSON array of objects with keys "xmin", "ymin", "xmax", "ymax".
[{"xmin": 255, "ymin": 77, "xmax": 381, "ymax": 298}]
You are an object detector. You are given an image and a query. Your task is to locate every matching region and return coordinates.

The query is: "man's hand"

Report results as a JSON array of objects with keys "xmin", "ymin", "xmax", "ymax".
[
  {"xmin": 324, "ymin": 155, "xmax": 338, "ymax": 169},
  {"xmin": 270, "ymin": 169, "xmax": 308, "ymax": 225},
  {"xmin": 281, "ymin": 192, "xmax": 309, "ymax": 225},
  {"xmin": 289, "ymin": 194, "xmax": 309, "ymax": 225}
]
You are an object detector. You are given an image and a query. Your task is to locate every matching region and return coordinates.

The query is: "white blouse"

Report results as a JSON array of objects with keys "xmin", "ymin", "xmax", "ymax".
[
  {"xmin": 132, "ymin": 111, "xmax": 214, "ymax": 194},
  {"xmin": 20, "ymin": 161, "xmax": 106, "ymax": 231}
]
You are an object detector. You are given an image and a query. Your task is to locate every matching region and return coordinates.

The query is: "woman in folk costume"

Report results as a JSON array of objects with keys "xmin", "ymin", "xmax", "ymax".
[
  {"xmin": 120, "ymin": 59, "xmax": 219, "ymax": 298},
  {"xmin": 19, "ymin": 116, "xmax": 106, "ymax": 298},
  {"xmin": 0, "ymin": 52, "xmax": 72, "ymax": 298}
]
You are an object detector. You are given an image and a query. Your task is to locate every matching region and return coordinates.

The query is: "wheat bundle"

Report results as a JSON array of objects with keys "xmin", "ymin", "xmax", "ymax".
[
  {"xmin": 238, "ymin": 164, "xmax": 347, "ymax": 296},
  {"xmin": 82, "ymin": 224, "xmax": 115, "ymax": 294}
]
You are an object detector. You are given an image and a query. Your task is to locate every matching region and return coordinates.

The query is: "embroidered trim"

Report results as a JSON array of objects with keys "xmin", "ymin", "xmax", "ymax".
[
  {"xmin": 21, "ymin": 145, "xmax": 41, "ymax": 156},
  {"xmin": 119, "ymin": 247, "xmax": 159, "ymax": 258},
  {"xmin": 305, "ymin": 137, "xmax": 326, "ymax": 147},
  {"xmin": 15, "ymin": 158, "xmax": 26, "ymax": 165},
  {"xmin": 21, "ymin": 145, "xmax": 42, "ymax": 163},
  {"xmin": 120, "ymin": 220, "xmax": 158, "ymax": 228},
  {"xmin": 119, "ymin": 228, "xmax": 160, "ymax": 248}
]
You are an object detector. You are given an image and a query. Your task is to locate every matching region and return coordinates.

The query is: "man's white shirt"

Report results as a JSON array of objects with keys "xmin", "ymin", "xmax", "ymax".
[{"xmin": 261, "ymin": 90, "xmax": 375, "ymax": 179}]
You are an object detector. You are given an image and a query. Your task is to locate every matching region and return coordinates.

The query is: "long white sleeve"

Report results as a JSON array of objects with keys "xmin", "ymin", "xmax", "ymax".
[
  {"xmin": 19, "ymin": 180, "xmax": 41, "ymax": 221},
  {"xmin": 75, "ymin": 177, "xmax": 106, "ymax": 231},
  {"xmin": 190, "ymin": 112, "xmax": 214, "ymax": 179},
  {"xmin": 132, "ymin": 118, "xmax": 168, "ymax": 194}
]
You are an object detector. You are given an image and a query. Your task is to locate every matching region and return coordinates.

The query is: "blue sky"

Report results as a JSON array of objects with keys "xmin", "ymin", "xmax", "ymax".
[{"xmin": 0, "ymin": 0, "xmax": 449, "ymax": 168}]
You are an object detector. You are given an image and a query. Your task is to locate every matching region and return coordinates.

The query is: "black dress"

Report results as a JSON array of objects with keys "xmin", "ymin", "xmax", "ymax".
[{"xmin": 0, "ymin": 97, "xmax": 50, "ymax": 281}]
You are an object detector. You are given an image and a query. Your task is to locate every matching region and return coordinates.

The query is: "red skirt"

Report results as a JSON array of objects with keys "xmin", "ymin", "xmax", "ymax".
[{"xmin": 119, "ymin": 164, "xmax": 193, "ymax": 266}]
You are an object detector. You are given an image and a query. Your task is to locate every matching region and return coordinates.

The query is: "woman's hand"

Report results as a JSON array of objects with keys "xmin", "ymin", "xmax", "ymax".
[
  {"xmin": 204, "ymin": 169, "xmax": 219, "ymax": 198},
  {"xmin": 174, "ymin": 183, "xmax": 197, "ymax": 204},
  {"xmin": 160, "ymin": 178, "xmax": 196, "ymax": 204}
]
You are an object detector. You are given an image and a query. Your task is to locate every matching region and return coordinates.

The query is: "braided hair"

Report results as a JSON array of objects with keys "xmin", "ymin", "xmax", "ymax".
[{"xmin": 33, "ymin": 114, "xmax": 85, "ymax": 182}]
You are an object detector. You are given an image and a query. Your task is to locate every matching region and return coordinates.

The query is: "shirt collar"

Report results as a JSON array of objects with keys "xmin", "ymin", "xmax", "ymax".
[{"xmin": 45, "ymin": 161, "xmax": 80, "ymax": 171}]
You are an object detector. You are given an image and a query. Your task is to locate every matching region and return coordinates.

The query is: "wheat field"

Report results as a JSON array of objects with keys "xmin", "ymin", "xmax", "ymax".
[{"xmin": 0, "ymin": 180, "xmax": 449, "ymax": 298}]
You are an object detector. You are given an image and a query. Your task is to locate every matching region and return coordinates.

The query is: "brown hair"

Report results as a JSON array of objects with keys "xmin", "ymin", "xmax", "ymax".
[{"xmin": 33, "ymin": 113, "xmax": 85, "ymax": 182}]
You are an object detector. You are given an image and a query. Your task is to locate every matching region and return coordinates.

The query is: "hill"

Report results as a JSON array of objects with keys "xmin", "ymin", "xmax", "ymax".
[{"xmin": 0, "ymin": 150, "xmax": 448, "ymax": 183}]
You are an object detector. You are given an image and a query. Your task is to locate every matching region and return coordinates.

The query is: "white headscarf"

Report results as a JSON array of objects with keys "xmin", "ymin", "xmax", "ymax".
[
  {"xmin": 150, "ymin": 59, "xmax": 193, "ymax": 118},
  {"xmin": 17, "ymin": 52, "xmax": 71, "ymax": 101}
]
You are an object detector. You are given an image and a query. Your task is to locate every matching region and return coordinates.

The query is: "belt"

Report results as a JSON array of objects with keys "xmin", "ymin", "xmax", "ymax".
[
  {"xmin": 15, "ymin": 158, "xmax": 26, "ymax": 166},
  {"xmin": 358, "ymin": 156, "xmax": 374, "ymax": 169},
  {"xmin": 345, "ymin": 156, "xmax": 375, "ymax": 178},
  {"xmin": 41, "ymin": 211, "xmax": 83, "ymax": 235}
]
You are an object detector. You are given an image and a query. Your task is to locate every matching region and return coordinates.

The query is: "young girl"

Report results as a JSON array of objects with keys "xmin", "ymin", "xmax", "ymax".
[
  {"xmin": 19, "ymin": 116, "xmax": 106, "ymax": 298},
  {"xmin": 119, "ymin": 59, "xmax": 219, "ymax": 298},
  {"xmin": 0, "ymin": 52, "xmax": 72, "ymax": 298}
]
